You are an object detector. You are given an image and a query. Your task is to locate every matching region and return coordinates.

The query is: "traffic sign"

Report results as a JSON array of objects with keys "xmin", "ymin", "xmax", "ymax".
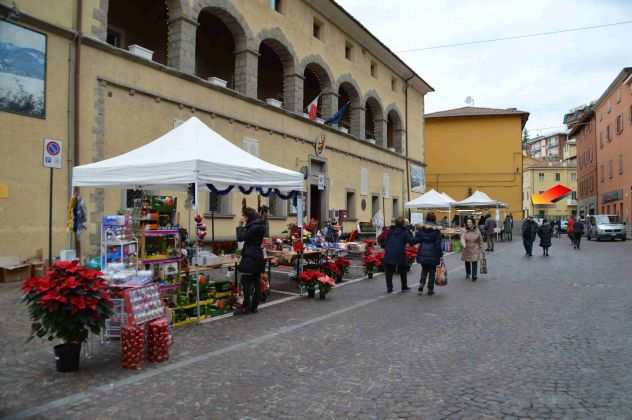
[{"xmin": 43, "ymin": 138, "xmax": 63, "ymax": 169}]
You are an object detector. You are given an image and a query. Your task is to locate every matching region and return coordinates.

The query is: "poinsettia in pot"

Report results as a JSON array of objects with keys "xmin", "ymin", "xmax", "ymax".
[
  {"xmin": 334, "ymin": 257, "xmax": 351, "ymax": 282},
  {"xmin": 299, "ymin": 270, "xmax": 321, "ymax": 298},
  {"xmin": 321, "ymin": 261, "xmax": 341, "ymax": 283},
  {"xmin": 22, "ymin": 261, "xmax": 114, "ymax": 372},
  {"xmin": 363, "ymin": 254, "xmax": 380, "ymax": 279},
  {"xmin": 316, "ymin": 274, "xmax": 336, "ymax": 299}
]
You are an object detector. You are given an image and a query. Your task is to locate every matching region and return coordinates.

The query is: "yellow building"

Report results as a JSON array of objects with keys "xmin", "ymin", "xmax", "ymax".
[
  {"xmin": 522, "ymin": 156, "xmax": 577, "ymax": 219},
  {"xmin": 424, "ymin": 107, "xmax": 529, "ymax": 220},
  {"xmin": 0, "ymin": 0, "xmax": 432, "ymax": 260}
]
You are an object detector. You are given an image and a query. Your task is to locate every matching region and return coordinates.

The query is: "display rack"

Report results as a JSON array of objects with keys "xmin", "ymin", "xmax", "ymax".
[{"xmin": 100, "ymin": 215, "xmax": 139, "ymax": 273}]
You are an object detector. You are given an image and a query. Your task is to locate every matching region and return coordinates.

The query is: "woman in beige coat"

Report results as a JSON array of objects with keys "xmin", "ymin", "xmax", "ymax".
[{"xmin": 461, "ymin": 218, "xmax": 483, "ymax": 281}]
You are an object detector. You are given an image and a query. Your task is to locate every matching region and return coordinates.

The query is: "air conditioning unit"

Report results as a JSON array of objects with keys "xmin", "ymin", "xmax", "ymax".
[{"xmin": 128, "ymin": 44, "xmax": 154, "ymax": 61}]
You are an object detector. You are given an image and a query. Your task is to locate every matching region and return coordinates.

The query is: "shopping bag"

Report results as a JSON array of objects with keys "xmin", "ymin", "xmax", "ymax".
[
  {"xmin": 435, "ymin": 261, "xmax": 448, "ymax": 286},
  {"xmin": 480, "ymin": 255, "xmax": 488, "ymax": 274}
]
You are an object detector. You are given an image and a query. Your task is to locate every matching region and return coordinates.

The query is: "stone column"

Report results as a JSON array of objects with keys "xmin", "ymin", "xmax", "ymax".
[
  {"xmin": 283, "ymin": 73, "xmax": 305, "ymax": 113},
  {"xmin": 375, "ymin": 118, "xmax": 387, "ymax": 146},
  {"xmin": 234, "ymin": 49, "xmax": 259, "ymax": 98},
  {"xmin": 319, "ymin": 92, "xmax": 338, "ymax": 120},
  {"xmin": 167, "ymin": 16, "xmax": 198, "ymax": 74},
  {"xmin": 350, "ymin": 105, "xmax": 366, "ymax": 139},
  {"xmin": 395, "ymin": 128, "xmax": 406, "ymax": 153},
  {"xmin": 91, "ymin": 0, "xmax": 109, "ymax": 41}
]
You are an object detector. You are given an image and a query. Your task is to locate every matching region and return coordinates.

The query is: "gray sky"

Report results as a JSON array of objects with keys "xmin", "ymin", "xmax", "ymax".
[{"xmin": 337, "ymin": 0, "xmax": 632, "ymax": 136}]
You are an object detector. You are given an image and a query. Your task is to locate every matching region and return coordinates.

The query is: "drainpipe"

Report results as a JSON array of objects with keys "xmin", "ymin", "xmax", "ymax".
[
  {"xmin": 404, "ymin": 75, "xmax": 414, "ymax": 218},
  {"xmin": 72, "ymin": 0, "xmax": 83, "ymax": 257}
]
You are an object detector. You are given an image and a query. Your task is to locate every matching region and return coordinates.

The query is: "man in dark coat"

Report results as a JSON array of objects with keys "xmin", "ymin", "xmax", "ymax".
[
  {"xmin": 573, "ymin": 218, "xmax": 585, "ymax": 250},
  {"xmin": 383, "ymin": 217, "xmax": 413, "ymax": 293},
  {"xmin": 537, "ymin": 219, "xmax": 553, "ymax": 256},
  {"xmin": 414, "ymin": 213, "xmax": 443, "ymax": 296},
  {"xmin": 522, "ymin": 217, "xmax": 538, "ymax": 257},
  {"xmin": 236, "ymin": 207, "xmax": 266, "ymax": 314}
]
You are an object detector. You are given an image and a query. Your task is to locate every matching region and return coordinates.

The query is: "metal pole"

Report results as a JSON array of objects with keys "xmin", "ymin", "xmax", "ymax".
[
  {"xmin": 211, "ymin": 211, "xmax": 215, "ymax": 241},
  {"xmin": 48, "ymin": 168, "xmax": 53, "ymax": 265}
]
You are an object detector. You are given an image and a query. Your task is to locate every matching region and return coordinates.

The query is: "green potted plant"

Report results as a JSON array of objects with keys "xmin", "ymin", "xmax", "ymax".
[{"xmin": 21, "ymin": 261, "xmax": 114, "ymax": 372}]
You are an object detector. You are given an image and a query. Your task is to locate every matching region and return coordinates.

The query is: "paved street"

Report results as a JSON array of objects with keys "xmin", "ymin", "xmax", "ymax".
[{"xmin": 2, "ymin": 236, "xmax": 632, "ymax": 419}]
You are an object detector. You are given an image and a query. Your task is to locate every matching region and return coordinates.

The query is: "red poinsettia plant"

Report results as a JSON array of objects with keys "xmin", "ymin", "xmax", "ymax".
[
  {"xmin": 317, "ymin": 274, "xmax": 336, "ymax": 297},
  {"xmin": 363, "ymin": 252, "xmax": 383, "ymax": 274},
  {"xmin": 334, "ymin": 257, "xmax": 351, "ymax": 275},
  {"xmin": 298, "ymin": 270, "xmax": 322, "ymax": 287},
  {"xmin": 22, "ymin": 261, "xmax": 114, "ymax": 343},
  {"xmin": 321, "ymin": 261, "xmax": 341, "ymax": 278},
  {"xmin": 363, "ymin": 239, "xmax": 376, "ymax": 253}
]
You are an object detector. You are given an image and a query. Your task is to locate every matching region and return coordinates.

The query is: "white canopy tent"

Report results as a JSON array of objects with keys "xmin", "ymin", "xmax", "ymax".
[
  {"xmin": 440, "ymin": 192, "xmax": 457, "ymax": 205},
  {"xmin": 405, "ymin": 189, "xmax": 452, "ymax": 209},
  {"xmin": 455, "ymin": 190, "xmax": 504, "ymax": 208},
  {"xmin": 72, "ymin": 117, "xmax": 305, "ymax": 193}
]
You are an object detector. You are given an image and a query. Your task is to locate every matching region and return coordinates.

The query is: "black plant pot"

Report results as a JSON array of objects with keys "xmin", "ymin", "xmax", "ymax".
[
  {"xmin": 54, "ymin": 342, "xmax": 81, "ymax": 372},
  {"xmin": 319, "ymin": 293, "xmax": 326, "ymax": 300},
  {"xmin": 367, "ymin": 272, "xmax": 373, "ymax": 279},
  {"xmin": 307, "ymin": 288, "xmax": 316, "ymax": 298}
]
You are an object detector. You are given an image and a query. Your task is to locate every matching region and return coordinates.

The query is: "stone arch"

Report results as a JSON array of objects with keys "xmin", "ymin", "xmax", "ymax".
[
  {"xmin": 257, "ymin": 28, "xmax": 301, "ymax": 112},
  {"xmin": 192, "ymin": 0, "xmax": 256, "ymax": 50},
  {"xmin": 385, "ymin": 103, "xmax": 405, "ymax": 153},
  {"xmin": 300, "ymin": 55, "xmax": 336, "ymax": 118},
  {"xmin": 364, "ymin": 90, "xmax": 385, "ymax": 145},
  {"xmin": 336, "ymin": 74, "xmax": 364, "ymax": 138}
]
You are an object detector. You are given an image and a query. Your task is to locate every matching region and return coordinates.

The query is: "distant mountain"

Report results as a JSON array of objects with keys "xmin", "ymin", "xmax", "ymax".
[{"xmin": 0, "ymin": 42, "xmax": 45, "ymax": 80}]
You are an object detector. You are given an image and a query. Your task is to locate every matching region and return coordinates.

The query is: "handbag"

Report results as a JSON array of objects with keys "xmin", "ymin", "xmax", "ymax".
[
  {"xmin": 480, "ymin": 254, "xmax": 488, "ymax": 274},
  {"xmin": 435, "ymin": 260, "xmax": 448, "ymax": 286}
]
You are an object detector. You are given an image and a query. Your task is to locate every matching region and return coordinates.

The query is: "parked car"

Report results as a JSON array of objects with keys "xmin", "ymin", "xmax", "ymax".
[{"xmin": 586, "ymin": 215, "xmax": 627, "ymax": 241}]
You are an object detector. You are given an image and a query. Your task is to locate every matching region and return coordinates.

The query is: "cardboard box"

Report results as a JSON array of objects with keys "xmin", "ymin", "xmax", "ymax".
[{"xmin": 0, "ymin": 257, "xmax": 32, "ymax": 283}]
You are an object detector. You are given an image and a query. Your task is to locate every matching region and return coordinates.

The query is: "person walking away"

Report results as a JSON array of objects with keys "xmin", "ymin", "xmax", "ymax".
[
  {"xmin": 461, "ymin": 218, "xmax": 483, "ymax": 281},
  {"xmin": 567, "ymin": 215, "xmax": 575, "ymax": 245},
  {"xmin": 485, "ymin": 213, "xmax": 497, "ymax": 251},
  {"xmin": 573, "ymin": 218, "xmax": 585, "ymax": 249},
  {"xmin": 503, "ymin": 214, "xmax": 514, "ymax": 241},
  {"xmin": 259, "ymin": 205, "xmax": 270, "ymax": 238},
  {"xmin": 383, "ymin": 217, "xmax": 413, "ymax": 293},
  {"xmin": 522, "ymin": 216, "xmax": 538, "ymax": 257},
  {"xmin": 478, "ymin": 214, "xmax": 487, "ymax": 242},
  {"xmin": 236, "ymin": 207, "xmax": 266, "ymax": 314},
  {"xmin": 414, "ymin": 213, "xmax": 443, "ymax": 295},
  {"xmin": 537, "ymin": 219, "xmax": 553, "ymax": 256}
]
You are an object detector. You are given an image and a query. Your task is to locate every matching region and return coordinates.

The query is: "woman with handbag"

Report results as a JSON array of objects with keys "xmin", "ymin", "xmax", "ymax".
[
  {"xmin": 235, "ymin": 207, "xmax": 266, "ymax": 314},
  {"xmin": 461, "ymin": 217, "xmax": 483, "ymax": 282},
  {"xmin": 414, "ymin": 213, "xmax": 443, "ymax": 296}
]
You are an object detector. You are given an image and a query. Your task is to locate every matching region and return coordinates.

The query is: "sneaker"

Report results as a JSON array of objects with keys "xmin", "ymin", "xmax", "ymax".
[
  {"xmin": 427, "ymin": 290, "xmax": 435, "ymax": 296},
  {"xmin": 472, "ymin": 277, "xmax": 477, "ymax": 282},
  {"xmin": 401, "ymin": 287, "xmax": 410, "ymax": 292},
  {"xmin": 387, "ymin": 289, "xmax": 393, "ymax": 294},
  {"xmin": 466, "ymin": 275, "xmax": 471, "ymax": 280}
]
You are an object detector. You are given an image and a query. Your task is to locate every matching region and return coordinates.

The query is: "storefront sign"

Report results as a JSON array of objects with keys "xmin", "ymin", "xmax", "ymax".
[
  {"xmin": 602, "ymin": 190, "xmax": 623, "ymax": 203},
  {"xmin": 314, "ymin": 134, "xmax": 326, "ymax": 156},
  {"xmin": 43, "ymin": 138, "xmax": 62, "ymax": 169}
]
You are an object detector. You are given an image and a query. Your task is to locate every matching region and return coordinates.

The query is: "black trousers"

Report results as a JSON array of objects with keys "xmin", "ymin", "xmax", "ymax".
[
  {"xmin": 523, "ymin": 238, "xmax": 534, "ymax": 255},
  {"xmin": 384, "ymin": 264, "xmax": 408, "ymax": 292},
  {"xmin": 465, "ymin": 261, "xmax": 478, "ymax": 278},
  {"xmin": 241, "ymin": 273, "xmax": 261, "ymax": 312},
  {"xmin": 420, "ymin": 264, "xmax": 436, "ymax": 291},
  {"xmin": 574, "ymin": 233, "xmax": 582, "ymax": 249}
]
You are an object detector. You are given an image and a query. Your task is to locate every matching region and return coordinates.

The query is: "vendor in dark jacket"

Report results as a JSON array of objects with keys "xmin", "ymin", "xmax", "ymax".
[
  {"xmin": 383, "ymin": 217, "xmax": 413, "ymax": 293},
  {"xmin": 414, "ymin": 213, "xmax": 443, "ymax": 296},
  {"xmin": 236, "ymin": 207, "xmax": 266, "ymax": 314}
]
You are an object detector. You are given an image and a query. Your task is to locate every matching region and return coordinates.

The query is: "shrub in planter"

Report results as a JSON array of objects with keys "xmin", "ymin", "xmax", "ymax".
[{"xmin": 22, "ymin": 261, "xmax": 114, "ymax": 372}]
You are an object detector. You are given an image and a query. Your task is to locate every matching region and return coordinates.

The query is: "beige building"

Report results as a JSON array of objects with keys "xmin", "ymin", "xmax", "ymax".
[
  {"xmin": 522, "ymin": 156, "xmax": 577, "ymax": 219},
  {"xmin": 0, "ymin": 0, "xmax": 432, "ymax": 260}
]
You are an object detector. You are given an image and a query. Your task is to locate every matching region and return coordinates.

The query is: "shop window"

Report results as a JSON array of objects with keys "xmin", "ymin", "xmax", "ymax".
[
  {"xmin": 125, "ymin": 189, "xmax": 144, "ymax": 209},
  {"xmin": 313, "ymin": 18, "xmax": 322, "ymax": 40},
  {"xmin": 345, "ymin": 42, "xmax": 353, "ymax": 60},
  {"xmin": 346, "ymin": 191, "xmax": 356, "ymax": 219},
  {"xmin": 107, "ymin": 0, "xmax": 168, "ymax": 65},
  {"xmin": 392, "ymin": 198, "xmax": 400, "ymax": 218},
  {"xmin": 271, "ymin": 0, "xmax": 283, "ymax": 13},
  {"xmin": 572, "ymin": 191, "xmax": 577, "ymax": 200},
  {"xmin": 619, "ymin": 154, "xmax": 624, "ymax": 175},
  {"xmin": 608, "ymin": 160, "xmax": 613, "ymax": 179},
  {"xmin": 370, "ymin": 61, "xmax": 378, "ymax": 78},
  {"xmin": 268, "ymin": 195, "xmax": 287, "ymax": 218},
  {"xmin": 538, "ymin": 173, "xmax": 544, "ymax": 183},
  {"xmin": 571, "ymin": 172, "xmax": 576, "ymax": 182},
  {"xmin": 555, "ymin": 173, "xmax": 560, "ymax": 181},
  {"xmin": 208, "ymin": 192, "xmax": 232, "ymax": 215}
]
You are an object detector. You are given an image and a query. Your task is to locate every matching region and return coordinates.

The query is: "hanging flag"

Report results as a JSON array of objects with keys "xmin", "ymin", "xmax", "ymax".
[
  {"xmin": 307, "ymin": 95, "xmax": 319, "ymax": 120},
  {"xmin": 325, "ymin": 101, "xmax": 350, "ymax": 126}
]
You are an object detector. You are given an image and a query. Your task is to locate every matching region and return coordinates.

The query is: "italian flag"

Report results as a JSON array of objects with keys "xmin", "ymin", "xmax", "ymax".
[{"xmin": 307, "ymin": 95, "xmax": 319, "ymax": 120}]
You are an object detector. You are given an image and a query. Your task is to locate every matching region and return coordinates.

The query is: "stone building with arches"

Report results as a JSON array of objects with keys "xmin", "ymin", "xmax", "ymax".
[{"xmin": 0, "ymin": 0, "xmax": 433, "ymax": 258}]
